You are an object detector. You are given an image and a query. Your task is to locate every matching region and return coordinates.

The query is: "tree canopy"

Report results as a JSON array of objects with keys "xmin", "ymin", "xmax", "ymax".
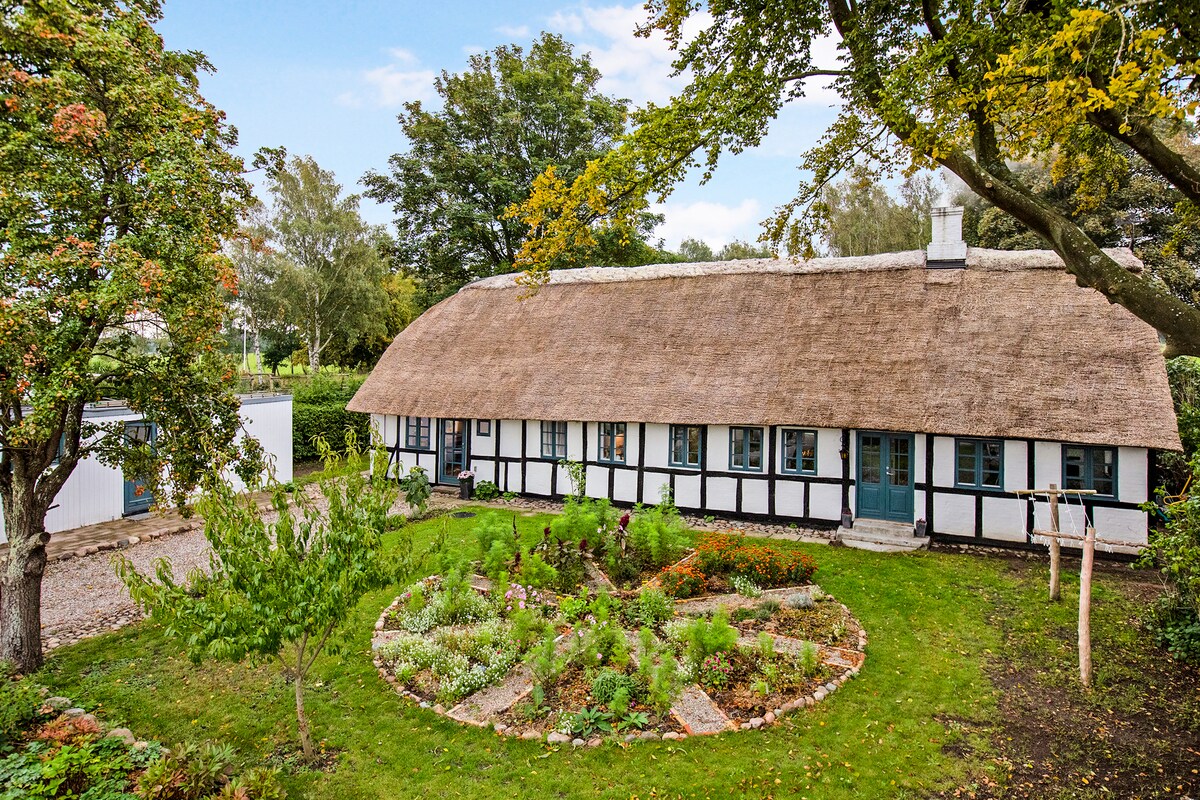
[
  {"xmin": 822, "ymin": 170, "xmax": 940, "ymax": 257},
  {"xmin": 262, "ymin": 156, "xmax": 388, "ymax": 372},
  {"xmin": 364, "ymin": 32, "xmax": 665, "ymax": 305},
  {"xmin": 0, "ymin": 0, "xmax": 265, "ymax": 670},
  {"xmin": 510, "ymin": 1, "xmax": 1200, "ymax": 355}
]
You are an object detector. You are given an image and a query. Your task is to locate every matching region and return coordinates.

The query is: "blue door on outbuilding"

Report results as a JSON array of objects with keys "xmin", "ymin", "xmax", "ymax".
[
  {"xmin": 122, "ymin": 421, "xmax": 156, "ymax": 516},
  {"xmin": 856, "ymin": 431, "xmax": 915, "ymax": 522}
]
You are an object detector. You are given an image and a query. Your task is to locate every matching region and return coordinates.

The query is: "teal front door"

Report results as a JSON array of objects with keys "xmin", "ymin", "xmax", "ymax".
[
  {"xmin": 123, "ymin": 421, "xmax": 156, "ymax": 515},
  {"xmin": 438, "ymin": 419, "xmax": 466, "ymax": 485},
  {"xmin": 856, "ymin": 431, "xmax": 915, "ymax": 522}
]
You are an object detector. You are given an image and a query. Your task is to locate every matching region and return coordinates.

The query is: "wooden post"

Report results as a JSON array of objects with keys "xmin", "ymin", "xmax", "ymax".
[
  {"xmin": 1048, "ymin": 483, "xmax": 1062, "ymax": 601},
  {"xmin": 1078, "ymin": 525, "xmax": 1095, "ymax": 688}
]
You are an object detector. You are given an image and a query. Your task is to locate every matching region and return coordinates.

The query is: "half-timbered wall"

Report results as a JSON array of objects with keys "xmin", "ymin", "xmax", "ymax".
[{"xmin": 373, "ymin": 415, "xmax": 1153, "ymax": 551}]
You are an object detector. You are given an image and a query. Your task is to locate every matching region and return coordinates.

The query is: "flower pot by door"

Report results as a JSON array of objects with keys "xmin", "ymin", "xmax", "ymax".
[{"xmin": 459, "ymin": 477, "xmax": 474, "ymax": 500}]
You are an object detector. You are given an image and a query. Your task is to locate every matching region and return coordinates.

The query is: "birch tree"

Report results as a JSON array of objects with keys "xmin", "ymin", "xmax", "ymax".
[{"xmin": 265, "ymin": 156, "xmax": 387, "ymax": 372}]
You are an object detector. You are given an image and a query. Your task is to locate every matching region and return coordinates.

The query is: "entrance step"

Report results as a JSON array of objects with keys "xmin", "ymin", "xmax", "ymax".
[{"xmin": 836, "ymin": 519, "xmax": 927, "ymax": 553}]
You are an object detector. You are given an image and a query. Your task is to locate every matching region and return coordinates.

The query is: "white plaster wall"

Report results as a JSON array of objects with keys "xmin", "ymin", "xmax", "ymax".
[
  {"xmin": 228, "ymin": 396, "xmax": 293, "ymax": 491},
  {"xmin": 774, "ymin": 480, "xmax": 805, "ymax": 518},
  {"xmin": 741, "ymin": 478, "xmax": 769, "ymax": 515},
  {"xmin": 1003, "ymin": 440, "xmax": 1029, "ymax": 491},
  {"xmin": 706, "ymin": 476, "xmax": 737, "ymax": 512},
  {"xmin": 642, "ymin": 472, "xmax": 672, "ymax": 505},
  {"xmin": 673, "ymin": 473, "xmax": 702, "ymax": 509},
  {"xmin": 499, "ymin": 420, "xmax": 523, "ymax": 459},
  {"xmin": 983, "ymin": 495, "xmax": 1026, "ymax": 542},
  {"xmin": 584, "ymin": 464, "xmax": 608, "ymax": 500},
  {"xmin": 709, "ymin": 425, "xmax": 731, "ymax": 470},
  {"xmin": 810, "ymin": 483, "xmax": 841, "ymax": 520},
  {"xmin": 612, "ymin": 468, "xmax": 639, "ymax": 503},
  {"xmin": 566, "ymin": 421, "xmax": 585, "ymax": 462},
  {"xmin": 1117, "ymin": 447, "xmax": 1148, "ymax": 503},
  {"xmin": 525, "ymin": 460, "xmax": 553, "ymax": 495},
  {"xmin": 1034, "ymin": 441, "xmax": 1064, "ymax": 489},
  {"xmin": 932, "ymin": 435, "xmax": 956, "ymax": 486},
  {"xmin": 934, "ymin": 493, "xmax": 975, "ymax": 537},
  {"xmin": 643, "ymin": 424, "xmax": 672, "ymax": 470}
]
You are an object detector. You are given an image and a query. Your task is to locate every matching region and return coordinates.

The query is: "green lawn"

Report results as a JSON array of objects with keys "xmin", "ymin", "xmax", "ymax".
[{"xmin": 37, "ymin": 510, "xmax": 1196, "ymax": 799}]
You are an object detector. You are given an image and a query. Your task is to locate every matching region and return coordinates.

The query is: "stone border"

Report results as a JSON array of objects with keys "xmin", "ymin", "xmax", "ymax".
[{"xmin": 370, "ymin": 577, "xmax": 867, "ymax": 745}]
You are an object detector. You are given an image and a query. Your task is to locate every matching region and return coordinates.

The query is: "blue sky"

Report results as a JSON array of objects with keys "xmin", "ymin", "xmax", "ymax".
[{"xmin": 157, "ymin": 1, "xmax": 844, "ymax": 250}]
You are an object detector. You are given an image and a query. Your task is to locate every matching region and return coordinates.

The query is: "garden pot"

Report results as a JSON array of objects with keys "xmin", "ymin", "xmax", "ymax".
[{"xmin": 459, "ymin": 477, "xmax": 474, "ymax": 500}]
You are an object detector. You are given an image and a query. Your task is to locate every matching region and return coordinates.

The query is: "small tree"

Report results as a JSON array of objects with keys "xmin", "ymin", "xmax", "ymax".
[{"xmin": 118, "ymin": 436, "xmax": 416, "ymax": 759}]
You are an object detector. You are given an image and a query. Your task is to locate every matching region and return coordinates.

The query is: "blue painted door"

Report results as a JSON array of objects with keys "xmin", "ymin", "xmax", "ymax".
[
  {"xmin": 123, "ymin": 421, "xmax": 156, "ymax": 515},
  {"xmin": 438, "ymin": 419, "xmax": 466, "ymax": 485},
  {"xmin": 856, "ymin": 432, "xmax": 915, "ymax": 522}
]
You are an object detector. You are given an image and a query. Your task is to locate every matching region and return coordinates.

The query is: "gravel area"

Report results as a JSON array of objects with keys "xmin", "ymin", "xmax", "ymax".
[{"xmin": 40, "ymin": 524, "xmax": 210, "ymax": 648}]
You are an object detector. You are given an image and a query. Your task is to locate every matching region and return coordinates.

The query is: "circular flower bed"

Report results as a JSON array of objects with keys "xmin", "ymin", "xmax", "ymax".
[{"xmin": 371, "ymin": 506, "xmax": 867, "ymax": 745}]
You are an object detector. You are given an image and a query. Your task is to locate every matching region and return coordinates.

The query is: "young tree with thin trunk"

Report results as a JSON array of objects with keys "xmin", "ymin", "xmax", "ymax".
[
  {"xmin": 0, "ymin": 0, "xmax": 267, "ymax": 672},
  {"xmin": 510, "ymin": 1, "xmax": 1200, "ymax": 356},
  {"xmin": 118, "ymin": 437, "xmax": 416, "ymax": 761},
  {"xmin": 264, "ymin": 156, "xmax": 387, "ymax": 373}
]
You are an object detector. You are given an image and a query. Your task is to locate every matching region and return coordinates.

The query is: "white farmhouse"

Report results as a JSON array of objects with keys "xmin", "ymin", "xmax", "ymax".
[{"xmin": 348, "ymin": 209, "xmax": 1179, "ymax": 552}]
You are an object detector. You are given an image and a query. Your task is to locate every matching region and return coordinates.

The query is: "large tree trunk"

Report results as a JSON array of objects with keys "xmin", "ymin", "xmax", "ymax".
[{"xmin": 0, "ymin": 482, "xmax": 49, "ymax": 673}]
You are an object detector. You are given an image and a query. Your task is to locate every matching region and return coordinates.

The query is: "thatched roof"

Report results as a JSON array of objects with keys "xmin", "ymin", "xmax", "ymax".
[{"xmin": 349, "ymin": 248, "xmax": 1180, "ymax": 450}]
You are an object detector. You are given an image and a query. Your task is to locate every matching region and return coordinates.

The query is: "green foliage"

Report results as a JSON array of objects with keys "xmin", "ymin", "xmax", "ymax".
[
  {"xmin": 798, "ymin": 641, "xmax": 820, "ymax": 678},
  {"xmin": 590, "ymin": 668, "xmax": 639, "ymax": 707},
  {"xmin": 259, "ymin": 156, "xmax": 388, "ymax": 371},
  {"xmin": 362, "ymin": 33, "xmax": 654, "ymax": 304},
  {"xmin": 623, "ymin": 500, "xmax": 688, "ymax": 571},
  {"xmin": 118, "ymin": 437, "xmax": 413, "ymax": 759},
  {"xmin": 0, "ymin": 667, "xmax": 48, "ymax": 754},
  {"xmin": 397, "ymin": 466, "xmax": 432, "ymax": 518},
  {"xmin": 680, "ymin": 609, "xmax": 739, "ymax": 671},
  {"xmin": 473, "ymin": 480, "xmax": 501, "ymax": 501},
  {"xmin": 698, "ymin": 651, "xmax": 734, "ymax": 689},
  {"xmin": 291, "ymin": 402, "xmax": 369, "ymax": 460},
  {"xmin": 526, "ymin": 631, "xmax": 567, "ymax": 690},
  {"xmin": 559, "ymin": 459, "xmax": 586, "ymax": 500},
  {"xmin": 515, "ymin": 553, "xmax": 558, "ymax": 590},
  {"xmin": 565, "ymin": 707, "xmax": 613, "ymax": 738},
  {"xmin": 379, "ymin": 619, "xmax": 520, "ymax": 705},
  {"xmin": 556, "ymin": 588, "xmax": 590, "ymax": 623},
  {"xmin": 549, "ymin": 496, "xmax": 613, "ymax": 548},
  {"xmin": 822, "ymin": 168, "xmax": 939, "ymax": 257},
  {"xmin": 627, "ymin": 588, "xmax": 675, "ymax": 629},
  {"xmin": 0, "ymin": 0, "xmax": 267, "ymax": 671},
  {"xmin": 757, "ymin": 632, "xmax": 776, "ymax": 661},
  {"xmin": 474, "ymin": 514, "xmax": 518, "ymax": 580},
  {"xmin": 1141, "ymin": 456, "xmax": 1200, "ymax": 662}
]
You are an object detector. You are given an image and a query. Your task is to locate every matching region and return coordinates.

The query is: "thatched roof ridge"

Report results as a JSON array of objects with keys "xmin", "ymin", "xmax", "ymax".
[
  {"xmin": 349, "ymin": 248, "xmax": 1179, "ymax": 450},
  {"xmin": 466, "ymin": 247, "xmax": 1144, "ymax": 290}
]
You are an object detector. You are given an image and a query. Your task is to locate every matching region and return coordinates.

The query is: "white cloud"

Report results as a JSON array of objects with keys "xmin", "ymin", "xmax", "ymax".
[
  {"xmin": 651, "ymin": 198, "xmax": 763, "ymax": 250},
  {"xmin": 546, "ymin": 4, "xmax": 710, "ymax": 106},
  {"xmin": 462, "ymin": 44, "xmax": 485, "ymax": 57},
  {"xmin": 337, "ymin": 49, "xmax": 437, "ymax": 109},
  {"xmin": 495, "ymin": 24, "xmax": 531, "ymax": 38}
]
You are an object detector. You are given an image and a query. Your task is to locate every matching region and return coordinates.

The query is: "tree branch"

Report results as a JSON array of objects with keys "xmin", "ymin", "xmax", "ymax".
[{"xmin": 1087, "ymin": 108, "xmax": 1200, "ymax": 204}]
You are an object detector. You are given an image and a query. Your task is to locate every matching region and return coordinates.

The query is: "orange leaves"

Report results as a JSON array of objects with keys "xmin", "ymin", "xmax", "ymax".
[{"xmin": 51, "ymin": 103, "xmax": 107, "ymax": 146}]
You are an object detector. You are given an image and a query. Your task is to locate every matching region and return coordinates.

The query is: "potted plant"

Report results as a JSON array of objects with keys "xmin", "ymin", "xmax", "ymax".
[{"xmin": 457, "ymin": 469, "xmax": 475, "ymax": 500}]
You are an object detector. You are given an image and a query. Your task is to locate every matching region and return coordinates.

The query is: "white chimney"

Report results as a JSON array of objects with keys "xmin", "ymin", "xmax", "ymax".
[{"xmin": 927, "ymin": 206, "xmax": 967, "ymax": 265}]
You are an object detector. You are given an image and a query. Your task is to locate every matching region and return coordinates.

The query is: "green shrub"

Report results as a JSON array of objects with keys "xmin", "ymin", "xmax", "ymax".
[
  {"xmin": 398, "ymin": 465, "xmax": 432, "ymax": 517},
  {"xmin": 628, "ymin": 588, "xmax": 674, "ymax": 628},
  {"xmin": 516, "ymin": 552, "xmax": 558, "ymax": 590},
  {"xmin": 550, "ymin": 496, "xmax": 614, "ymax": 548},
  {"xmin": 591, "ymin": 668, "xmax": 639, "ymax": 706},
  {"xmin": 681, "ymin": 608, "xmax": 739, "ymax": 670},
  {"xmin": 289, "ymin": 373, "xmax": 365, "ymax": 404},
  {"xmin": 0, "ymin": 666, "xmax": 48, "ymax": 753},
  {"xmin": 474, "ymin": 480, "xmax": 501, "ymax": 501},
  {"xmin": 475, "ymin": 514, "xmax": 518, "ymax": 579},
  {"xmin": 636, "ymin": 628, "xmax": 683, "ymax": 714},
  {"xmin": 625, "ymin": 501, "xmax": 688, "ymax": 570},
  {"xmin": 1140, "ymin": 455, "xmax": 1200, "ymax": 663},
  {"xmin": 292, "ymin": 401, "xmax": 368, "ymax": 459},
  {"xmin": 798, "ymin": 640, "xmax": 820, "ymax": 677}
]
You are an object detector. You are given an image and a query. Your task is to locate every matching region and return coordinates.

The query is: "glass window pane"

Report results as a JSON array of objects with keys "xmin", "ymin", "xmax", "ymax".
[
  {"xmin": 748, "ymin": 428, "xmax": 762, "ymax": 469},
  {"xmin": 782, "ymin": 430, "xmax": 797, "ymax": 472},
  {"xmin": 731, "ymin": 428, "xmax": 745, "ymax": 468},
  {"xmin": 614, "ymin": 424, "xmax": 625, "ymax": 461},
  {"xmin": 956, "ymin": 441, "xmax": 977, "ymax": 485},
  {"xmin": 889, "ymin": 436, "xmax": 910, "ymax": 485},
  {"xmin": 861, "ymin": 437, "xmax": 881, "ymax": 483},
  {"xmin": 1064, "ymin": 447, "xmax": 1086, "ymax": 490},
  {"xmin": 688, "ymin": 427, "xmax": 701, "ymax": 465},
  {"xmin": 801, "ymin": 431, "xmax": 816, "ymax": 473},
  {"xmin": 1092, "ymin": 448, "xmax": 1115, "ymax": 495}
]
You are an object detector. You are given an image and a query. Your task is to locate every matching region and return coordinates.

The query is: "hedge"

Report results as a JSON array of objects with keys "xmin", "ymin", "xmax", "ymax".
[{"xmin": 293, "ymin": 401, "xmax": 369, "ymax": 460}]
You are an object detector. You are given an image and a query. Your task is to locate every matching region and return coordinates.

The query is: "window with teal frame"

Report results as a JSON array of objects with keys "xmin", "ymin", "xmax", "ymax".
[
  {"xmin": 729, "ymin": 426, "xmax": 764, "ymax": 471},
  {"xmin": 669, "ymin": 425, "xmax": 702, "ymax": 468},
  {"xmin": 541, "ymin": 421, "xmax": 567, "ymax": 459},
  {"xmin": 598, "ymin": 422, "xmax": 626, "ymax": 464},
  {"xmin": 955, "ymin": 438, "xmax": 1003, "ymax": 489},
  {"xmin": 405, "ymin": 417, "xmax": 431, "ymax": 450},
  {"xmin": 780, "ymin": 428, "xmax": 817, "ymax": 474},
  {"xmin": 1062, "ymin": 445, "xmax": 1116, "ymax": 497}
]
